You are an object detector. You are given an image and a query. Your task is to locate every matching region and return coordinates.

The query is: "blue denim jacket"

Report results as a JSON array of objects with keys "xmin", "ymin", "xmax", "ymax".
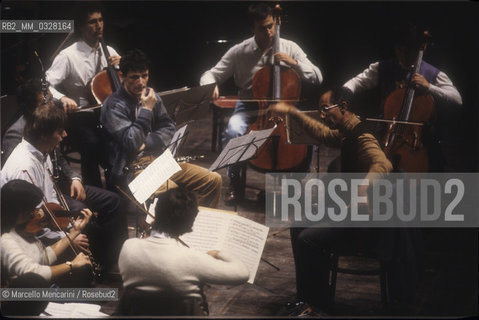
[{"xmin": 101, "ymin": 85, "xmax": 176, "ymax": 177}]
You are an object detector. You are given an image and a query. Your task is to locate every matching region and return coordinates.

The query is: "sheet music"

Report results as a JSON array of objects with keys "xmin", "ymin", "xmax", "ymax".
[
  {"xmin": 128, "ymin": 149, "xmax": 182, "ymax": 204},
  {"xmin": 181, "ymin": 208, "xmax": 269, "ymax": 284},
  {"xmin": 168, "ymin": 124, "xmax": 188, "ymax": 157},
  {"xmin": 181, "ymin": 210, "xmax": 227, "ymax": 252},
  {"xmin": 223, "ymin": 217, "xmax": 269, "ymax": 284},
  {"xmin": 209, "ymin": 127, "xmax": 276, "ymax": 171},
  {"xmin": 42, "ymin": 302, "xmax": 108, "ymax": 317}
]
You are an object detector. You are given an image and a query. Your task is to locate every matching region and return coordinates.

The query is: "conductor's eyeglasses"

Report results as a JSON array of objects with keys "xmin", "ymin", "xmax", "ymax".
[{"xmin": 319, "ymin": 104, "xmax": 339, "ymax": 114}]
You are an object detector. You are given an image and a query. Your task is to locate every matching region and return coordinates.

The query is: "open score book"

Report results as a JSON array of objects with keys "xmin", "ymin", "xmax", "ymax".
[{"xmin": 180, "ymin": 208, "xmax": 270, "ymax": 284}]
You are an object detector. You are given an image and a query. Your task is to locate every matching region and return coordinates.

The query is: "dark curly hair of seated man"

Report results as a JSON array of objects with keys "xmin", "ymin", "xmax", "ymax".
[{"xmin": 152, "ymin": 188, "xmax": 199, "ymax": 237}]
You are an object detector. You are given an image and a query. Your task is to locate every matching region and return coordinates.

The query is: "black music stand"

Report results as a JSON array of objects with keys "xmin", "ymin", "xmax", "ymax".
[
  {"xmin": 209, "ymin": 127, "xmax": 276, "ymax": 206},
  {"xmin": 208, "ymin": 127, "xmax": 276, "ymax": 172},
  {"xmin": 167, "ymin": 124, "xmax": 189, "ymax": 157},
  {"xmin": 161, "ymin": 83, "xmax": 216, "ymax": 125},
  {"xmin": 286, "ymin": 110, "xmax": 323, "ymax": 172},
  {"xmin": 285, "ymin": 110, "xmax": 322, "ymax": 145},
  {"xmin": 209, "ymin": 127, "xmax": 280, "ymax": 272}
]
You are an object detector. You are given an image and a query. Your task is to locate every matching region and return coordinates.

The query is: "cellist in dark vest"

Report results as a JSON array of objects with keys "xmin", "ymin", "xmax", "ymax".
[
  {"xmin": 200, "ymin": 3, "xmax": 323, "ymax": 203},
  {"xmin": 339, "ymin": 21, "xmax": 462, "ymax": 172}
]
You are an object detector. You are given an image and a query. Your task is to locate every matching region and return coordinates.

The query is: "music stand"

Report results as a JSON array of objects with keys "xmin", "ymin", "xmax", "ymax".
[
  {"xmin": 209, "ymin": 127, "xmax": 276, "ymax": 172},
  {"xmin": 286, "ymin": 110, "xmax": 324, "ymax": 172},
  {"xmin": 159, "ymin": 86, "xmax": 189, "ymax": 96},
  {"xmin": 167, "ymin": 124, "xmax": 189, "ymax": 157},
  {"xmin": 209, "ymin": 127, "xmax": 281, "ymax": 271},
  {"xmin": 286, "ymin": 110, "xmax": 322, "ymax": 145},
  {"xmin": 161, "ymin": 83, "xmax": 216, "ymax": 125}
]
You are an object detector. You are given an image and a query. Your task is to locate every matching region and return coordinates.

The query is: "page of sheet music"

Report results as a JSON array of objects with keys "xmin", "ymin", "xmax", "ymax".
[
  {"xmin": 181, "ymin": 209, "xmax": 269, "ymax": 284},
  {"xmin": 222, "ymin": 216, "xmax": 269, "ymax": 284},
  {"xmin": 208, "ymin": 127, "xmax": 276, "ymax": 171},
  {"xmin": 128, "ymin": 149, "xmax": 182, "ymax": 204},
  {"xmin": 181, "ymin": 210, "xmax": 229, "ymax": 253},
  {"xmin": 42, "ymin": 302, "xmax": 108, "ymax": 317}
]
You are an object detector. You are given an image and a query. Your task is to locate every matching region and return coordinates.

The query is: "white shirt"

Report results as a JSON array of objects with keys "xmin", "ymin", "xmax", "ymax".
[
  {"xmin": 1, "ymin": 229, "xmax": 57, "ymax": 281},
  {"xmin": 119, "ymin": 236, "xmax": 249, "ymax": 298},
  {"xmin": 1, "ymin": 139, "xmax": 59, "ymax": 205},
  {"xmin": 46, "ymin": 40, "xmax": 119, "ymax": 107},
  {"xmin": 200, "ymin": 36, "xmax": 322, "ymax": 98},
  {"xmin": 343, "ymin": 61, "xmax": 463, "ymax": 105}
]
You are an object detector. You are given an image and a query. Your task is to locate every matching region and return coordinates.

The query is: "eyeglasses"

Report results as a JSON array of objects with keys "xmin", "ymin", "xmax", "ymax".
[{"xmin": 319, "ymin": 104, "xmax": 339, "ymax": 114}]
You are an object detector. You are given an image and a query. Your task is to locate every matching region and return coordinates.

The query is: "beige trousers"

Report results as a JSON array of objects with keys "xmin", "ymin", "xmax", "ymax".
[
  {"xmin": 132, "ymin": 156, "xmax": 222, "ymax": 208},
  {"xmin": 155, "ymin": 162, "xmax": 222, "ymax": 208}
]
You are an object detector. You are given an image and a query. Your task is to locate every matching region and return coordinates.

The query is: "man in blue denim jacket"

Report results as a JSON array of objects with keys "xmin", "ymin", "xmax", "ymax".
[{"xmin": 101, "ymin": 49, "xmax": 221, "ymax": 208}]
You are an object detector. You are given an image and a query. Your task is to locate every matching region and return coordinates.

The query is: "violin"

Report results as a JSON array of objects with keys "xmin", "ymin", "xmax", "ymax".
[
  {"xmin": 22, "ymin": 169, "xmax": 102, "ymax": 277},
  {"xmin": 23, "ymin": 208, "xmax": 48, "ymax": 235},
  {"xmin": 22, "ymin": 203, "xmax": 86, "ymax": 235},
  {"xmin": 248, "ymin": 4, "xmax": 309, "ymax": 172},
  {"xmin": 382, "ymin": 31, "xmax": 434, "ymax": 172}
]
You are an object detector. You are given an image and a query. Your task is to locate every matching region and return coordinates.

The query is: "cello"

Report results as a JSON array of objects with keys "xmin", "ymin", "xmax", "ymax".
[
  {"xmin": 90, "ymin": 37, "xmax": 122, "ymax": 104},
  {"xmin": 248, "ymin": 5, "xmax": 309, "ymax": 172},
  {"xmin": 382, "ymin": 31, "xmax": 434, "ymax": 173}
]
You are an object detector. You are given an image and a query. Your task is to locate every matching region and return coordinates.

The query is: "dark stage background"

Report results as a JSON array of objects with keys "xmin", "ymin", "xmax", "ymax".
[{"xmin": 1, "ymin": 1, "xmax": 478, "ymax": 169}]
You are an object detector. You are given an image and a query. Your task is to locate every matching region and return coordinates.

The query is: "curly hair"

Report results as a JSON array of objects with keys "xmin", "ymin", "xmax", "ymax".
[
  {"xmin": 153, "ymin": 188, "xmax": 199, "ymax": 237},
  {"xmin": 248, "ymin": 3, "xmax": 273, "ymax": 27},
  {"xmin": 73, "ymin": 2, "xmax": 104, "ymax": 35},
  {"xmin": 119, "ymin": 49, "xmax": 150, "ymax": 75}
]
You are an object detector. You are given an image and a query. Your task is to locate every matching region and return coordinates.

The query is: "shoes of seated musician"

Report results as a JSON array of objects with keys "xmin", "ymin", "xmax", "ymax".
[{"xmin": 223, "ymin": 185, "xmax": 237, "ymax": 205}]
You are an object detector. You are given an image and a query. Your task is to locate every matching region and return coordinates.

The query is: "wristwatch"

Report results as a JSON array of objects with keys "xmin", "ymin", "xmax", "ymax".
[{"xmin": 65, "ymin": 261, "xmax": 73, "ymax": 275}]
